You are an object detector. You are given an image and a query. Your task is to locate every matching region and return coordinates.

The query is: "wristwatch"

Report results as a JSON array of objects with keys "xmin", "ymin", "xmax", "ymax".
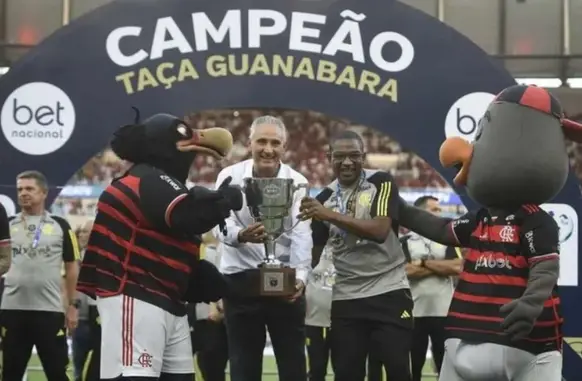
[{"xmin": 69, "ymin": 299, "xmax": 81, "ymax": 309}]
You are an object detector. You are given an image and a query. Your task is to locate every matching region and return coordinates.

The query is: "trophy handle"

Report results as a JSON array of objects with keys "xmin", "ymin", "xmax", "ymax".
[{"xmin": 281, "ymin": 183, "xmax": 310, "ymax": 234}]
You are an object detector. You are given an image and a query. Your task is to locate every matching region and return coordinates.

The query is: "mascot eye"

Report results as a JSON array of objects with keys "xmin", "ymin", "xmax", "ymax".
[{"xmin": 177, "ymin": 124, "xmax": 190, "ymax": 138}]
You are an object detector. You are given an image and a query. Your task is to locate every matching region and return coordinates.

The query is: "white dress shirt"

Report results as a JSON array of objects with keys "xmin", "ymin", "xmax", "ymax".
[
  {"xmin": 195, "ymin": 243, "xmax": 221, "ymax": 320},
  {"xmin": 213, "ymin": 159, "xmax": 312, "ymax": 284}
]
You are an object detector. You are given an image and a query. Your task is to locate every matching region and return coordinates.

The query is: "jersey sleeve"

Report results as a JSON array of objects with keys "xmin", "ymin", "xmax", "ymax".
[
  {"xmin": 368, "ymin": 171, "xmax": 399, "ymax": 219},
  {"xmin": 53, "ymin": 216, "xmax": 80, "ymax": 263},
  {"xmin": 0, "ymin": 204, "xmax": 9, "ymax": 246},
  {"xmin": 139, "ymin": 172, "xmax": 189, "ymax": 229},
  {"xmin": 445, "ymin": 246, "xmax": 463, "ymax": 260},
  {"xmin": 520, "ymin": 210, "xmax": 560, "ymax": 264},
  {"xmin": 448, "ymin": 211, "xmax": 478, "ymax": 247},
  {"xmin": 312, "ymin": 188, "xmax": 333, "ymax": 246}
]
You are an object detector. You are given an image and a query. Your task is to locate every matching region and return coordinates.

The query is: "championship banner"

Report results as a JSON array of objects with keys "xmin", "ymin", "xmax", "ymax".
[{"xmin": 0, "ymin": 0, "xmax": 579, "ymax": 376}]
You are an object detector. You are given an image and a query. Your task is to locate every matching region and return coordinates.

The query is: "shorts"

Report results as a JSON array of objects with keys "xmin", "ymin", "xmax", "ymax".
[
  {"xmin": 97, "ymin": 294, "xmax": 194, "ymax": 379},
  {"xmin": 441, "ymin": 338, "xmax": 562, "ymax": 380}
]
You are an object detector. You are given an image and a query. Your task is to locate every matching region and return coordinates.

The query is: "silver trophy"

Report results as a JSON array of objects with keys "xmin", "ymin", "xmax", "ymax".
[{"xmin": 234, "ymin": 177, "xmax": 309, "ymax": 296}]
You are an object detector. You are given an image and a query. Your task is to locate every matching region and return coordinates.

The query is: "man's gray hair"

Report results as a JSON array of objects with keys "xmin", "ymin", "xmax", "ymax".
[
  {"xmin": 249, "ymin": 115, "xmax": 287, "ymax": 142},
  {"xmin": 16, "ymin": 170, "xmax": 48, "ymax": 191}
]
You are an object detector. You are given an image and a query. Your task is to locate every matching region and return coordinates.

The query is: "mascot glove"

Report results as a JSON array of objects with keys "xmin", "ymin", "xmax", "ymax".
[
  {"xmin": 499, "ymin": 298, "xmax": 543, "ymax": 341},
  {"xmin": 189, "ymin": 185, "xmax": 224, "ymax": 201},
  {"xmin": 217, "ymin": 176, "xmax": 243, "ymax": 211}
]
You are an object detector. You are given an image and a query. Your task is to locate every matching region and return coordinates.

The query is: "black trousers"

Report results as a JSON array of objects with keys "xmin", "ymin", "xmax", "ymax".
[
  {"xmin": 223, "ymin": 271, "xmax": 307, "ymax": 381},
  {"xmin": 306, "ymin": 326, "xmax": 331, "ymax": 381},
  {"xmin": 305, "ymin": 325, "xmax": 382, "ymax": 381},
  {"xmin": 410, "ymin": 317, "xmax": 446, "ymax": 381},
  {"xmin": 82, "ymin": 305, "xmax": 101, "ymax": 381},
  {"xmin": 330, "ymin": 289, "xmax": 414, "ymax": 381},
  {"xmin": 192, "ymin": 319, "xmax": 229, "ymax": 381},
  {"xmin": 72, "ymin": 320, "xmax": 92, "ymax": 381},
  {"xmin": 1, "ymin": 309, "xmax": 69, "ymax": 381},
  {"xmin": 367, "ymin": 354, "xmax": 383, "ymax": 381},
  {"xmin": 306, "ymin": 326, "xmax": 383, "ymax": 381}
]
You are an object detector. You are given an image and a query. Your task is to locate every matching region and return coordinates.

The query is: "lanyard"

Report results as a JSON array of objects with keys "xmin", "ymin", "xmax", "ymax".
[
  {"xmin": 335, "ymin": 171, "xmax": 365, "ymax": 238},
  {"xmin": 22, "ymin": 213, "xmax": 46, "ymax": 250}
]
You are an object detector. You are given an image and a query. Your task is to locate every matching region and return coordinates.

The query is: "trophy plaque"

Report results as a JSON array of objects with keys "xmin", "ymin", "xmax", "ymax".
[{"xmin": 234, "ymin": 177, "xmax": 309, "ymax": 296}]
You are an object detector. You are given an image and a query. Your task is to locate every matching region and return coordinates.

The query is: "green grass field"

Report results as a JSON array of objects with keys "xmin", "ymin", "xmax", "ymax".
[{"xmin": 22, "ymin": 354, "xmax": 438, "ymax": 381}]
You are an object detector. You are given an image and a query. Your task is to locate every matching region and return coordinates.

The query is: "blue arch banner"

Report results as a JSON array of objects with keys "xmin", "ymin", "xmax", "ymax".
[{"xmin": 0, "ymin": 0, "xmax": 579, "ymax": 376}]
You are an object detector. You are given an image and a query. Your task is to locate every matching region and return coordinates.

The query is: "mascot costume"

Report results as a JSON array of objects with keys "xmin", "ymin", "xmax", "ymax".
[
  {"xmin": 77, "ymin": 110, "xmax": 241, "ymax": 381},
  {"xmin": 398, "ymin": 84, "xmax": 582, "ymax": 381}
]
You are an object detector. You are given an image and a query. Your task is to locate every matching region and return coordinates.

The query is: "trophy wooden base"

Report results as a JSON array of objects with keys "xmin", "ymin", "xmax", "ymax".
[{"xmin": 259, "ymin": 266, "xmax": 296, "ymax": 296}]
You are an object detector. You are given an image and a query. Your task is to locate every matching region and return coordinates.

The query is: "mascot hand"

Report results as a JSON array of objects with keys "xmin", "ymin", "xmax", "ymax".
[
  {"xmin": 499, "ymin": 298, "xmax": 543, "ymax": 340},
  {"xmin": 217, "ymin": 176, "xmax": 243, "ymax": 211},
  {"xmin": 190, "ymin": 186, "xmax": 223, "ymax": 201}
]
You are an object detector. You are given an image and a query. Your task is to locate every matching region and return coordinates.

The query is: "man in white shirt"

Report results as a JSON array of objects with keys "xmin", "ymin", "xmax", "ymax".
[{"xmin": 214, "ymin": 115, "xmax": 312, "ymax": 381}]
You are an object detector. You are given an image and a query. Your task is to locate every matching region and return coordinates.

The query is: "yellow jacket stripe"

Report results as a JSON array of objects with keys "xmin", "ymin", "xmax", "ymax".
[{"xmin": 376, "ymin": 182, "xmax": 392, "ymax": 217}]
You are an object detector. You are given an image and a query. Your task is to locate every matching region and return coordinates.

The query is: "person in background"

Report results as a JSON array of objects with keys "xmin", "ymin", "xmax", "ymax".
[
  {"xmin": 0, "ymin": 201, "xmax": 12, "ymax": 307},
  {"xmin": 0, "ymin": 203, "xmax": 12, "ymax": 276},
  {"xmin": 194, "ymin": 233, "xmax": 229, "ymax": 379},
  {"xmin": 215, "ymin": 115, "xmax": 312, "ymax": 381},
  {"xmin": 305, "ymin": 244, "xmax": 334, "ymax": 381},
  {"xmin": 73, "ymin": 219, "xmax": 94, "ymax": 381},
  {"xmin": 400, "ymin": 196, "xmax": 463, "ymax": 381},
  {"xmin": 81, "ymin": 286, "xmax": 101, "ymax": 381},
  {"xmin": 0, "ymin": 201, "xmax": 12, "ymax": 355},
  {"xmin": 1, "ymin": 170, "xmax": 80, "ymax": 381},
  {"xmin": 191, "ymin": 231, "xmax": 229, "ymax": 381}
]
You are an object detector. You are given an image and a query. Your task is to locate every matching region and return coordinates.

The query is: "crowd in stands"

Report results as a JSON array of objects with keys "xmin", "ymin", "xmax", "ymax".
[
  {"xmin": 67, "ymin": 109, "xmax": 448, "ymax": 188},
  {"xmin": 54, "ymin": 110, "xmax": 582, "ymax": 217}
]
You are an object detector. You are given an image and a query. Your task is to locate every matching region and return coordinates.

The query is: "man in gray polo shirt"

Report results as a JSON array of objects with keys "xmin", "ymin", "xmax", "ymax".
[
  {"xmin": 0, "ymin": 170, "xmax": 80, "ymax": 381},
  {"xmin": 300, "ymin": 131, "xmax": 412, "ymax": 381},
  {"xmin": 400, "ymin": 196, "xmax": 463, "ymax": 381}
]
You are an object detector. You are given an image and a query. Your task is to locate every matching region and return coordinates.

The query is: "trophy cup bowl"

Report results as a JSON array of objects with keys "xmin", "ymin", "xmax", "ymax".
[{"xmin": 234, "ymin": 177, "xmax": 309, "ymax": 297}]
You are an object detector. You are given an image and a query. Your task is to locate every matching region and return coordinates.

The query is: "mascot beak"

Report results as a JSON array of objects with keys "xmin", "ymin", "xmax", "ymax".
[
  {"xmin": 176, "ymin": 127, "xmax": 234, "ymax": 159},
  {"xmin": 439, "ymin": 137, "xmax": 474, "ymax": 186}
]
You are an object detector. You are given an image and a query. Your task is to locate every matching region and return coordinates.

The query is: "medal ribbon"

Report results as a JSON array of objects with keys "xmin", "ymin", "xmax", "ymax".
[
  {"xmin": 334, "ymin": 171, "xmax": 365, "ymax": 239},
  {"xmin": 22, "ymin": 213, "xmax": 46, "ymax": 250}
]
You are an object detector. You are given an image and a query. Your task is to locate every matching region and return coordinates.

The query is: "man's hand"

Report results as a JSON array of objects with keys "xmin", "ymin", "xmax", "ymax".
[
  {"xmin": 238, "ymin": 222, "xmax": 268, "ymax": 243},
  {"xmin": 287, "ymin": 280, "xmax": 305, "ymax": 303},
  {"xmin": 66, "ymin": 305, "xmax": 79, "ymax": 333},
  {"xmin": 299, "ymin": 197, "xmax": 332, "ymax": 221},
  {"xmin": 499, "ymin": 298, "xmax": 543, "ymax": 341}
]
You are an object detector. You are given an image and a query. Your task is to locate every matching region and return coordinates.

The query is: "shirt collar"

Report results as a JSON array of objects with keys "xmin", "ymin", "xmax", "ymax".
[{"xmin": 243, "ymin": 160, "xmax": 286, "ymax": 179}]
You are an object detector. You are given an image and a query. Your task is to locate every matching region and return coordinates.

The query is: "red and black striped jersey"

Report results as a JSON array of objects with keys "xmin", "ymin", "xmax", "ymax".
[
  {"xmin": 77, "ymin": 164, "xmax": 201, "ymax": 316},
  {"xmin": 446, "ymin": 205, "xmax": 562, "ymax": 355}
]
